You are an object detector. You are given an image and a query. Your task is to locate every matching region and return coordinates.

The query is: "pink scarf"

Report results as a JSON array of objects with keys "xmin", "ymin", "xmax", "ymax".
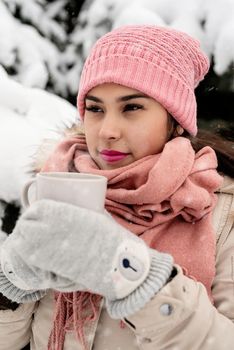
[{"xmin": 43, "ymin": 135, "xmax": 223, "ymax": 350}]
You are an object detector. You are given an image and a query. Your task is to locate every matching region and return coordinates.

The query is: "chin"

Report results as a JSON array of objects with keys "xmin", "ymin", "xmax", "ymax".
[{"xmin": 102, "ymin": 161, "xmax": 133, "ymax": 171}]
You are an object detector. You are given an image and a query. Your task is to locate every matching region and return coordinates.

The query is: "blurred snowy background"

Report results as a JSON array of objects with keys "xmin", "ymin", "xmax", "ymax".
[{"xmin": 0, "ymin": 0, "xmax": 234, "ymax": 234}]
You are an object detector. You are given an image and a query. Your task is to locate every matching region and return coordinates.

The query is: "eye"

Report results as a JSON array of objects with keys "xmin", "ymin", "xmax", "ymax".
[
  {"xmin": 123, "ymin": 104, "xmax": 143, "ymax": 112},
  {"xmin": 85, "ymin": 105, "xmax": 103, "ymax": 113}
]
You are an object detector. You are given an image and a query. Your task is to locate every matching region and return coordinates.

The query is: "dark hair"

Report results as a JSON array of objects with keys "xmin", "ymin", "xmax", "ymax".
[{"xmin": 188, "ymin": 127, "xmax": 234, "ymax": 178}]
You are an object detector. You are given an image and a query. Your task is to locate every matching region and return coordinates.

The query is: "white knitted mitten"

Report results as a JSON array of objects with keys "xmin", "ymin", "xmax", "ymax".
[{"xmin": 1, "ymin": 200, "xmax": 173, "ymax": 318}]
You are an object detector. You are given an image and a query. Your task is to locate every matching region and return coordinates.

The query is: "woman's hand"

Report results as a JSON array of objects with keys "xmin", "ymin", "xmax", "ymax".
[{"xmin": 1, "ymin": 199, "xmax": 173, "ymax": 318}]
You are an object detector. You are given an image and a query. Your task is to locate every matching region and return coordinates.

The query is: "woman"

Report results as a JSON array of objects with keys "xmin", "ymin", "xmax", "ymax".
[{"xmin": 0, "ymin": 25, "xmax": 234, "ymax": 350}]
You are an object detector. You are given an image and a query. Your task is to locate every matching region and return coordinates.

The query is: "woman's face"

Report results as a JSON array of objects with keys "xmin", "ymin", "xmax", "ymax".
[{"xmin": 84, "ymin": 83, "xmax": 170, "ymax": 170}]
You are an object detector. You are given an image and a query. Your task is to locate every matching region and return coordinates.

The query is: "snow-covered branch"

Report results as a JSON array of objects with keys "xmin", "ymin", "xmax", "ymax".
[{"xmin": 0, "ymin": 67, "xmax": 76, "ymax": 203}]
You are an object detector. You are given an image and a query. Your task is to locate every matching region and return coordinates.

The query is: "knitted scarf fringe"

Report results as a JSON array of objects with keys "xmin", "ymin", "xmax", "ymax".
[{"xmin": 48, "ymin": 291, "xmax": 102, "ymax": 350}]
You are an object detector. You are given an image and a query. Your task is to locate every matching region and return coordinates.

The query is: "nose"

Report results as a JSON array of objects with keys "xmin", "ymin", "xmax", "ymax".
[{"xmin": 98, "ymin": 114, "xmax": 121, "ymax": 141}]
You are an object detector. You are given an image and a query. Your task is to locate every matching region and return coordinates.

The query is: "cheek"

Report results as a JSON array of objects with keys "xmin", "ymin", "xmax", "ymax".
[
  {"xmin": 84, "ymin": 121, "xmax": 98, "ymax": 148},
  {"xmin": 132, "ymin": 125, "xmax": 168, "ymax": 157},
  {"xmin": 86, "ymin": 136, "xmax": 96, "ymax": 156},
  {"xmin": 129, "ymin": 130, "xmax": 153, "ymax": 157}
]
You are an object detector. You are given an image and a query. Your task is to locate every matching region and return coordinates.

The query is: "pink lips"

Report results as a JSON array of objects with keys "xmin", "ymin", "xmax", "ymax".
[{"xmin": 100, "ymin": 149, "xmax": 130, "ymax": 163}]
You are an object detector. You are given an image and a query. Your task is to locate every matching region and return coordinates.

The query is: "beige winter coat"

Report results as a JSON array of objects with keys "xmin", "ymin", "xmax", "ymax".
[{"xmin": 0, "ymin": 176, "xmax": 233, "ymax": 350}]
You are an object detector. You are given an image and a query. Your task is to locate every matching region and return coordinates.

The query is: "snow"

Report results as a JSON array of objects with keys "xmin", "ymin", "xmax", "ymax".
[
  {"xmin": 0, "ymin": 1, "xmax": 67, "ymax": 94},
  {"xmin": 0, "ymin": 68, "xmax": 77, "ymax": 204},
  {"xmin": 0, "ymin": 0, "xmax": 234, "ymax": 213},
  {"xmin": 4, "ymin": 0, "xmax": 67, "ymax": 42},
  {"xmin": 77, "ymin": 0, "xmax": 234, "ymax": 73},
  {"xmin": 113, "ymin": 5, "xmax": 166, "ymax": 28}
]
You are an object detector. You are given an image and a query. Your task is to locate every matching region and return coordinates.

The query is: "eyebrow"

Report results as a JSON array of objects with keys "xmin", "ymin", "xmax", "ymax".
[{"xmin": 85, "ymin": 94, "xmax": 149, "ymax": 103}]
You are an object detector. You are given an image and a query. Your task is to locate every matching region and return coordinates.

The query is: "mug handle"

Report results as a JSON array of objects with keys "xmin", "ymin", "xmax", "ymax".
[{"xmin": 21, "ymin": 179, "xmax": 36, "ymax": 208}]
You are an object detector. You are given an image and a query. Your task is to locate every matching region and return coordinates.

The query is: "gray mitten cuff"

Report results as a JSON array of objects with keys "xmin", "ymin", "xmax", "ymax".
[
  {"xmin": 0, "ymin": 232, "xmax": 46, "ymax": 304},
  {"xmin": 106, "ymin": 249, "xmax": 173, "ymax": 319},
  {"xmin": 0, "ymin": 266, "xmax": 46, "ymax": 303}
]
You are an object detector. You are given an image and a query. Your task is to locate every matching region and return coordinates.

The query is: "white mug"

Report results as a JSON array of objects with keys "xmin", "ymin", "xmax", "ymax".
[{"xmin": 22, "ymin": 172, "xmax": 107, "ymax": 213}]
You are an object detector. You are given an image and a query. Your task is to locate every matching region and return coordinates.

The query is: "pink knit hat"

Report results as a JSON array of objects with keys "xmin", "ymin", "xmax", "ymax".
[{"xmin": 77, "ymin": 25, "xmax": 209, "ymax": 136}]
